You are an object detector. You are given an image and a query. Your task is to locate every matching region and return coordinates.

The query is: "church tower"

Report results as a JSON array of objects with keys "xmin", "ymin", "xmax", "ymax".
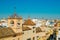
[{"xmin": 8, "ymin": 7, "xmax": 23, "ymax": 33}]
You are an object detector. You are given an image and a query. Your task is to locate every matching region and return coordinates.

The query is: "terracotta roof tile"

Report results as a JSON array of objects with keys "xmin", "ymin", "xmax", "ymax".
[
  {"xmin": 22, "ymin": 27, "xmax": 31, "ymax": 31},
  {"xmin": 23, "ymin": 19, "xmax": 36, "ymax": 26},
  {"xmin": 0, "ymin": 27, "xmax": 23, "ymax": 38},
  {"xmin": 36, "ymin": 27, "xmax": 42, "ymax": 33}
]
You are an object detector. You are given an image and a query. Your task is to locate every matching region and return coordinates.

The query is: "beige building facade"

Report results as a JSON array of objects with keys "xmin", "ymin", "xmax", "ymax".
[{"xmin": 0, "ymin": 14, "xmax": 53, "ymax": 40}]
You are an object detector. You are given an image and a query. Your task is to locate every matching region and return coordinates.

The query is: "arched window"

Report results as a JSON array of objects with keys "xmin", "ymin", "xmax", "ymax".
[
  {"xmin": 10, "ymin": 21, "xmax": 14, "ymax": 26},
  {"xmin": 17, "ymin": 23, "xmax": 20, "ymax": 25},
  {"xmin": 10, "ymin": 21, "xmax": 14, "ymax": 24},
  {"xmin": 17, "ymin": 20, "xmax": 20, "ymax": 27},
  {"xmin": 17, "ymin": 23, "xmax": 20, "ymax": 27}
]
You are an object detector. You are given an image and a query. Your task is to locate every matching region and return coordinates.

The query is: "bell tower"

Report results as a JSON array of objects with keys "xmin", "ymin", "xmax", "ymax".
[{"xmin": 8, "ymin": 7, "xmax": 23, "ymax": 33}]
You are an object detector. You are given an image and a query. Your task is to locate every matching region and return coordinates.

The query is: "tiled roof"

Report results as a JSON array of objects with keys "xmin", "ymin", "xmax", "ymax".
[
  {"xmin": 54, "ymin": 23, "xmax": 57, "ymax": 27},
  {"xmin": 0, "ymin": 27, "xmax": 23, "ymax": 38},
  {"xmin": 36, "ymin": 27, "xmax": 42, "ymax": 33},
  {"xmin": 23, "ymin": 18, "xmax": 36, "ymax": 26},
  {"xmin": 22, "ymin": 27, "xmax": 31, "ymax": 31},
  {"xmin": 0, "ymin": 21, "xmax": 6, "ymax": 23},
  {"xmin": 57, "ymin": 20, "xmax": 60, "ymax": 23}
]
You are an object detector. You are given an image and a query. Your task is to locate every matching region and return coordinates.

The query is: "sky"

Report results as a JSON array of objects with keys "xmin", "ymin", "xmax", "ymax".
[{"xmin": 0, "ymin": 0, "xmax": 60, "ymax": 19}]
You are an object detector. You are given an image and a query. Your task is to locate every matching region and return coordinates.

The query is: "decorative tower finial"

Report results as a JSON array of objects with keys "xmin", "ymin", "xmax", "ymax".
[
  {"xmin": 14, "ymin": 6, "xmax": 16, "ymax": 14},
  {"xmin": 13, "ymin": 6, "xmax": 17, "ymax": 18}
]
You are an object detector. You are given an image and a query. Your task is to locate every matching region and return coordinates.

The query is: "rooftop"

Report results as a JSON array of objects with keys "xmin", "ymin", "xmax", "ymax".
[
  {"xmin": 8, "ymin": 13, "xmax": 22, "ymax": 19},
  {"xmin": 36, "ymin": 27, "xmax": 42, "ymax": 33},
  {"xmin": 22, "ymin": 27, "xmax": 31, "ymax": 31},
  {"xmin": 0, "ymin": 27, "xmax": 23, "ymax": 38},
  {"xmin": 23, "ymin": 18, "xmax": 36, "ymax": 26}
]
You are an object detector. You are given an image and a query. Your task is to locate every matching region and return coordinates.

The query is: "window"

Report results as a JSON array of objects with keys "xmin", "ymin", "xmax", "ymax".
[
  {"xmin": 17, "ymin": 23, "xmax": 20, "ymax": 25},
  {"xmin": 17, "ymin": 23, "xmax": 20, "ymax": 27},
  {"xmin": 10, "ymin": 21, "xmax": 14, "ymax": 24},
  {"xmin": 59, "ymin": 29, "xmax": 60, "ymax": 30},
  {"xmin": 33, "ymin": 30, "xmax": 35, "ymax": 33},
  {"xmin": 58, "ymin": 38, "xmax": 60, "ymax": 40},
  {"xmin": 22, "ymin": 32, "xmax": 24, "ymax": 34},
  {"xmin": 37, "ymin": 36, "xmax": 38, "ymax": 38},
  {"xmin": 10, "ymin": 21, "xmax": 14, "ymax": 26},
  {"xmin": 13, "ymin": 35, "xmax": 16, "ymax": 37},
  {"xmin": 33, "ymin": 37, "xmax": 35, "ymax": 40},
  {"xmin": 27, "ymin": 38, "xmax": 31, "ymax": 40},
  {"xmin": 33, "ymin": 27, "xmax": 35, "ymax": 29}
]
